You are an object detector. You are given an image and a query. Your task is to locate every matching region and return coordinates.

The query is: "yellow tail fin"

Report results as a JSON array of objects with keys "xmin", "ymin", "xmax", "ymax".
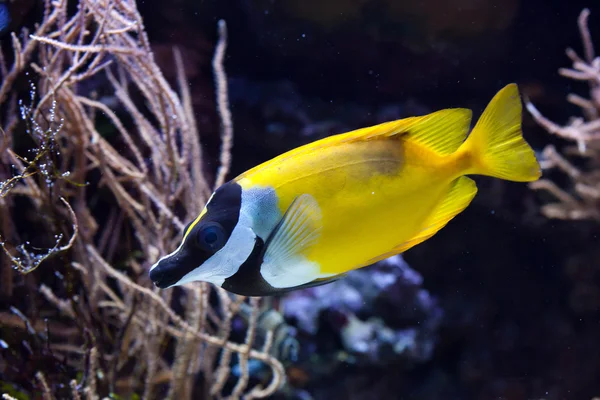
[{"xmin": 461, "ymin": 84, "xmax": 541, "ymax": 182}]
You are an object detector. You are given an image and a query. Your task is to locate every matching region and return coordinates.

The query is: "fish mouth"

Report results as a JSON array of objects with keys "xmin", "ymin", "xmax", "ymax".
[
  {"xmin": 148, "ymin": 248, "xmax": 202, "ymax": 289},
  {"xmin": 149, "ymin": 260, "xmax": 180, "ymax": 289}
]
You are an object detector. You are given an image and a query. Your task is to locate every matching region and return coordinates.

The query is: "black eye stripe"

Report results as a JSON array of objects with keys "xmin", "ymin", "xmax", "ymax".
[
  {"xmin": 184, "ymin": 181, "xmax": 242, "ymax": 242},
  {"xmin": 186, "ymin": 181, "xmax": 241, "ymax": 254},
  {"xmin": 157, "ymin": 181, "xmax": 243, "ymax": 287}
]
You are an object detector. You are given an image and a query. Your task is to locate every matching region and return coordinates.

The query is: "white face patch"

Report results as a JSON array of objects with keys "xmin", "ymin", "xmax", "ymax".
[{"xmin": 176, "ymin": 211, "xmax": 256, "ymax": 287}]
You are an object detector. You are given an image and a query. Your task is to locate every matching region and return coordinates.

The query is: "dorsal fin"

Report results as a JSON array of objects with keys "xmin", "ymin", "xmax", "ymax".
[
  {"xmin": 345, "ymin": 108, "xmax": 472, "ymax": 153},
  {"xmin": 398, "ymin": 108, "xmax": 472, "ymax": 155},
  {"xmin": 235, "ymin": 108, "xmax": 472, "ymax": 181}
]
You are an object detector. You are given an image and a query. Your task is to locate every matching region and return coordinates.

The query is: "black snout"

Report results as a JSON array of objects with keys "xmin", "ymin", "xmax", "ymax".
[
  {"xmin": 149, "ymin": 260, "xmax": 182, "ymax": 288},
  {"xmin": 148, "ymin": 246, "xmax": 202, "ymax": 289}
]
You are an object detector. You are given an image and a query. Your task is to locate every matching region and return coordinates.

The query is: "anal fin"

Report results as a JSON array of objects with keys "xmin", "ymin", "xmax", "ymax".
[
  {"xmin": 395, "ymin": 176, "xmax": 477, "ymax": 253},
  {"xmin": 367, "ymin": 176, "xmax": 477, "ymax": 264}
]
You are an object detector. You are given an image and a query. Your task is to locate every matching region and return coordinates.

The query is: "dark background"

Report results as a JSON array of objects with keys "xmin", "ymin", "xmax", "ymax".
[
  {"xmin": 136, "ymin": 1, "xmax": 600, "ymax": 399},
  {"xmin": 4, "ymin": 0, "xmax": 600, "ymax": 398}
]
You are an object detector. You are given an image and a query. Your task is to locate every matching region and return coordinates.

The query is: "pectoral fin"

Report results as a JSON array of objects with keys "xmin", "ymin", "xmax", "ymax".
[
  {"xmin": 260, "ymin": 194, "xmax": 324, "ymax": 288},
  {"xmin": 267, "ymin": 273, "xmax": 348, "ymax": 294}
]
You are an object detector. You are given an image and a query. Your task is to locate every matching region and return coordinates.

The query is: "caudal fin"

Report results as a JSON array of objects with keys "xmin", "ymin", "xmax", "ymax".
[{"xmin": 461, "ymin": 84, "xmax": 541, "ymax": 182}]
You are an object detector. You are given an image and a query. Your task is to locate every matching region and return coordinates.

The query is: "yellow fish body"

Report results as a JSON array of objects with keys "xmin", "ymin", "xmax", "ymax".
[{"xmin": 149, "ymin": 84, "xmax": 540, "ymax": 296}]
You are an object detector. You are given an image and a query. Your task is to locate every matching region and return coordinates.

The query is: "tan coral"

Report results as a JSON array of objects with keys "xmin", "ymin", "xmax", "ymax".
[
  {"xmin": 527, "ymin": 9, "xmax": 600, "ymax": 222},
  {"xmin": 0, "ymin": 0, "xmax": 284, "ymax": 398}
]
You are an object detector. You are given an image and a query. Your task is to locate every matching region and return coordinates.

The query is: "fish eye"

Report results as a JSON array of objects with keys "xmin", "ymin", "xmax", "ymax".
[{"xmin": 196, "ymin": 222, "xmax": 227, "ymax": 253}]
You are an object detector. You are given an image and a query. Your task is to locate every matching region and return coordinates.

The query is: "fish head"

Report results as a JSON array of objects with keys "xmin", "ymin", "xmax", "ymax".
[{"xmin": 149, "ymin": 181, "xmax": 257, "ymax": 289}]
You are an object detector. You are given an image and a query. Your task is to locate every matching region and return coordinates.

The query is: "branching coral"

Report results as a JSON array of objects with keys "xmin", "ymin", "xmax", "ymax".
[
  {"xmin": 526, "ymin": 9, "xmax": 600, "ymax": 221},
  {"xmin": 0, "ymin": 0, "xmax": 284, "ymax": 398}
]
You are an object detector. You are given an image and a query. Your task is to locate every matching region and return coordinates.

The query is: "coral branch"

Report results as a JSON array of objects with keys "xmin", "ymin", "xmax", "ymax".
[
  {"xmin": 527, "ymin": 9, "xmax": 600, "ymax": 221},
  {"xmin": 213, "ymin": 20, "xmax": 234, "ymax": 188},
  {"xmin": 0, "ymin": 1, "xmax": 284, "ymax": 399}
]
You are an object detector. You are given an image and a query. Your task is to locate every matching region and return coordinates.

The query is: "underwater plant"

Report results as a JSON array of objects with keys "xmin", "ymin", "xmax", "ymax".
[
  {"xmin": 0, "ymin": 0, "xmax": 284, "ymax": 399},
  {"xmin": 526, "ymin": 7, "xmax": 600, "ymax": 353},
  {"xmin": 527, "ymin": 8, "xmax": 600, "ymax": 221}
]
